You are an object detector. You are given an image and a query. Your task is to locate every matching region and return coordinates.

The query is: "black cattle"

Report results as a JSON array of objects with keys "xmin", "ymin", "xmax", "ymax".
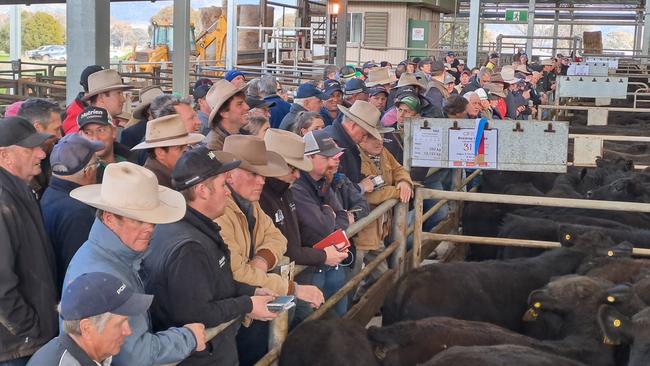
[
  {"xmin": 587, "ymin": 176, "xmax": 650, "ymax": 203},
  {"xmin": 374, "ymin": 276, "xmax": 616, "ymax": 366},
  {"xmin": 382, "ymin": 229, "xmax": 616, "ymax": 330},
  {"xmin": 511, "ymin": 206, "xmax": 650, "ymax": 230},
  {"xmin": 598, "ymin": 306, "xmax": 650, "ymax": 366},
  {"xmin": 422, "ymin": 345, "xmax": 587, "ymax": 366},
  {"xmin": 278, "ymin": 317, "xmax": 378, "ymax": 366}
]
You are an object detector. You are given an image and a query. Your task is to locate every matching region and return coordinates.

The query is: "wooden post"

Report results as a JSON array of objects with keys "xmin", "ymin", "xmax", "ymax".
[
  {"xmin": 389, "ymin": 202, "xmax": 408, "ymax": 276},
  {"xmin": 268, "ymin": 312, "xmax": 289, "ymax": 360},
  {"xmin": 412, "ymin": 188, "xmax": 424, "ymax": 269}
]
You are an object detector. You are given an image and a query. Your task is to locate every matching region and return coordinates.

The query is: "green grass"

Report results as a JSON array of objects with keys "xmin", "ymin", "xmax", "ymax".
[{"xmin": 0, "ymin": 53, "xmax": 9, "ymax": 62}]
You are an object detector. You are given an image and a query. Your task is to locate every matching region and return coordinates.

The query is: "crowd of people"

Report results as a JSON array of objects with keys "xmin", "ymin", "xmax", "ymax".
[{"xmin": 0, "ymin": 50, "xmax": 567, "ymax": 366}]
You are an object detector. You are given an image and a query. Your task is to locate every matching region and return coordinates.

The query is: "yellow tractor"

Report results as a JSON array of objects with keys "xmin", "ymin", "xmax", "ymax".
[{"xmin": 130, "ymin": 15, "xmax": 227, "ymax": 74}]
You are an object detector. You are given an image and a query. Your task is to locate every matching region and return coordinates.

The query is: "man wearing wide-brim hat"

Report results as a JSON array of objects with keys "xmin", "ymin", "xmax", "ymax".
[
  {"xmin": 205, "ymin": 79, "xmax": 250, "ymax": 151},
  {"xmin": 261, "ymin": 129, "xmax": 348, "ymax": 286},
  {"xmin": 215, "ymin": 134, "xmax": 324, "ymax": 365},
  {"xmin": 323, "ymin": 100, "xmax": 381, "ymax": 186},
  {"xmin": 144, "ymin": 146, "xmax": 280, "ymax": 366},
  {"xmin": 83, "ymin": 69, "xmax": 134, "ymax": 122},
  {"xmin": 121, "ymin": 85, "xmax": 165, "ymax": 149},
  {"xmin": 483, "ymin": 82, "xmax": 506, "ymax": 120},
  {"xmin": 131, "ymin": 114, "xmax": 204, "ymax": 188},
  {"xmin": 64, "ymin": 162, "xmax": 206, "ymax": 366}
]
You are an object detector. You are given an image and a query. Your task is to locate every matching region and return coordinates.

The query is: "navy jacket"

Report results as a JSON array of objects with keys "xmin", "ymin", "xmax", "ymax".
[
  {"xmin": 40, "ymin": 177, "xmax": 95, "ymax": 289},
  {"xmin": 324, "ymin": 119, "xmax": 362, "ymax": 184},
  {"xmin": 320, "ymin": 107, "xmax": 342, "ymax": 127},
  {"xmin": 265, "ymin": 95, "xmax": 291, "ymax": 129},
  {"xmin": 120, "ymin": 119, "xmax": 147, "ymax": 149}
]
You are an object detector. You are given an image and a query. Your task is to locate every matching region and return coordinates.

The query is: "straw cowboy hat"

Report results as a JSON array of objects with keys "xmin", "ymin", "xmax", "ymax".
[
  {"xmin": 264, "ymin": 128, "xmax": 313, "ymax": 172},
  {"xmin": 131, "ymin": 86, "xmax": 165, "ymax": 121},
  {"xmin": 207, "ymin": 79, "xmax": 248, "ymax": 125},
  {"xmin": 500, "ymin": 65, "xmax": 521, "ymax": 84},
  {"xmin": 70, "ymin": 162, "xmax": 186, "ymax": 224},
  {"xmin": 131, "ymin": 114, "xmax": 205, "ymax": 150},
  {"xmin": 223, "ymin": 134, "xmax": 290, "ymax": 177},
  {"xmin": 483, "ymin": 83, "xmax": 506, "ymax": 98},
  {"xmin": 337, "ymin": 100, "xmax": 382, "ymax": 140},
  {"xmin": 82, "ymin": 69, "xmax": 133, "ymax": 101},
  {"xmin": 365, "ymin": 67, "xmax": 397, "ymax": 87},
  {"xmin": 514, "ymin": 64, "xmax": 532, "ymax": 75},
  {"xmin": 394, "ymin": 72, "xmax": 427, "ymax": 90}
]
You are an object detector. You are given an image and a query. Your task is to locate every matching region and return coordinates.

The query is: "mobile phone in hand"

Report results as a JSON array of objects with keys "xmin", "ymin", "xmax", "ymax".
[{"xmin": 266, "ymin": 295, "xmax": 296, "ymax": 313}]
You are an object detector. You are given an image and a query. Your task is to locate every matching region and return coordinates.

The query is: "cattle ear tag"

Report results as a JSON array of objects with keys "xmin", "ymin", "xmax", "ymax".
[
  {"xmin": 613, "ymin": 319, "xmax": 621, "ymax": 328},
  {"xmin": 522, "ymin": 308, "xmax": 538, "ymax": 321},
  {"xmin": 603, "ymin": 336, "xmax": 619, "ymax": 345},
  {"xmin": 565, "ymin": 234, "xmax": 571, "ymax": 241},
  {"xmin": 607, "ymin": 296, "xmax": 615, "ymax": 303},
  {"xmin": 607, "ymin": 250, "xmax": 614, "ymax": 257},
  {"xmin": 533, "ymin": 302, "xmax": 541, "ymax": 309}
]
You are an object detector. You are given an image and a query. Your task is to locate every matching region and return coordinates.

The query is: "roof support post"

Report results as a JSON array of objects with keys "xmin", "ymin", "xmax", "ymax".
[
  {"xmin": 526, "ymin": 0, "xmax": 535, "ymax": 56},
  {"xmin": 642, "ymin": 0, "xmax": 650, "ymax": 56},
  {"xmin": 172, "ymin": 0, "xmax": 191, "ymax": 95},
  {"xmin": 226, "ymin": 0, "xmax": 238, "ymax": 69},
  {"xmin": 335, "ymin": 0, "xmax": 348, "ymax": 68},
  {"xmin": 466, "ymin": 0, "xmax": 480, "ymax": 69},
  {"xmin": 66, "ymin": 0, "xmax": 110, "ymax": 104},
  {"xmin": 9, "ymin": 5, "xmax": 21, "ymax": 61}
]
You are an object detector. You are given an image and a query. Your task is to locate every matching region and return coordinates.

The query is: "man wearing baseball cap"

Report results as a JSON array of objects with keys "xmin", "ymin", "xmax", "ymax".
[
  {"xmin": 424, "ymin": 60, "xmax": 450, "ymax": 110},
  {"xmin": 27, "ymin": 272, "xmax": 153, "ymax": 366},
  {"xmin": 343, "ymin": 78, "xmax": 369, "ymax": 105},
  {"xmin": 291, "ymin": 129, "xmax": 351, "ymax": 315},
  {"xmin": 192, "ymin": 78, "xmax": 214, "ymax": 135},
  {"xmin": 64, "ymin": 161, "xmax": 206, "ymax": 365},
  {"xmin": 0, "ymin": 116, "xmax": 58, "ymax": 366},
  {"xmin": 278, "ymin": 82, "xmax": 327, "ymax": 132},
  {"xmin": 368, "ymin": 86, "xmax": 389, "ymax": 112},
  {"xmin": 77, "ymin": 106, "xmax": 133, "ymax": 182},
  {"xmin": 224, "ymin": 69, "xmax": 246, "ymax": 88},
  {"xmin": 320, "ymin": 79, "xmax": 344, "ymax": 126},
  {"xmin": 145, "ymin": 146, "xmax": 279, "ymax": 366},
  {"xmin": 40, "ymin": 134, "xmax": 104, "ymax": 288},
  {"xmin": 216, "ymin": 135, "xmax": 324, "ymax": 365}
]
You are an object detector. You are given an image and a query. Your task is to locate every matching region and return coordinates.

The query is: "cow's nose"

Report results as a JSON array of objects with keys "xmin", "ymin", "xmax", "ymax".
[{"xmin": 586, "ymin": 190, "xmax": 593, "ymax": 198}]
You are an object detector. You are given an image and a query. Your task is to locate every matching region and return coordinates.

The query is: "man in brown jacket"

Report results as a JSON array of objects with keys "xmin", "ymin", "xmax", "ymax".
[
  {"xmin": 355, "ymin": 128, "xmax": 413, "ymax": 298},
  {"xmin": 216, "ymin": 135, "xmax": 324, "ymax": 365}
]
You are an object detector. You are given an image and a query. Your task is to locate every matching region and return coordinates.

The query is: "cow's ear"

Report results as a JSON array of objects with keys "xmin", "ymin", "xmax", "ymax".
[
  {"xmin": 598, "ymin": 241, "xmax": 634, "ymax": 258},
  {"xmin": 580, "ymin": 167, "xmax": 588, "ymax": 181},
  {"xmin": 597, "ymin": 305, "xmax": 632, "ymax": 345},
  {"xmin": 604, "ymin": 283, "xmax": 633, "ymax": 306}
]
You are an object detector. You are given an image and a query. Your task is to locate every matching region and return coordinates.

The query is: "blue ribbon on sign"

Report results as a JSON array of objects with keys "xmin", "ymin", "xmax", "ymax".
[{"xmin": 473, "ymin": 118, "xmax": 488, "ymax": 156}]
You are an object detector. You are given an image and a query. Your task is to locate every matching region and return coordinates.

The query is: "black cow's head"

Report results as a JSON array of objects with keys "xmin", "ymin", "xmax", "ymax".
[
  {"xmin": 527, "ymin": 275, "xmax": 609, "ymax": 315},
  {"xmin": 586, "ymin": 177, "xmax": 650, "ymax": 202},
  {"xmin": 598, "ymin": 305, "xmax": 650, "ymax": 366},
  {"xmin": 558, "ymin": 226, "xmax": 616, "ymax": 257}
]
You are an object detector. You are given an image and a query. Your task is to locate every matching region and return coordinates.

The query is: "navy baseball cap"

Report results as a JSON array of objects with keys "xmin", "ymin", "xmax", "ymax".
[
  {"xmin": 369, "ymin": 86, "xmax": 388, "ymax": 97},
  {"xmin": 192, "ymin": 78, "xmax": 214, "ymax": 100},
  {"xmin": 344, "ymin": 78, "xmax": 368, "ymax": 96},
  {"xmin": 295, "ymin": 83, "xmax": 327, "ymax": 100},
  {"xmin": 60, "ymin": 272, "xmax": 153, "ymax": 320},
  {"xmin": 80, "ymin": 65, "xmax": 104, "ymax": 92},
  {"xmin": 0, "ymin": 116, "xmax": 53, "ymax": 148},
  {"xmin": 447, "ymin": 51, "xmax": 456, "ymax": 57},
  {"xmin": 50, "ymin": 134, "xmax": 104, "ymax": 176},
  {"xmin": 323, "ymin": 79, "xmax": 343, "ymax": 98},
  {"xmin": 224, "ymin": 70, "xmax": 245, "ymax": 82},
  {"xmin": 172, "ymin": 146, "xmax": 241, "ymax": 191},
  {"xmin": 246, "ymin": 96, "xmax": 275, "ymax": 109},
  {"xmin": 77, "ymin": 106, "xmax": 112, "ymax": 129}
]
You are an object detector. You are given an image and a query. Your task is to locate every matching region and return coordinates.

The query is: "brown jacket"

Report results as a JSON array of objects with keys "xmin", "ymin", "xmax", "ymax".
[
  {"xmin": 143, "ymin": 157, "xmax": 172, "ymax": 188},
  {"xmin": 355, "ymin": 148, "xmax": 412, "ymax": 251},
  {"xmin": 206, "ymin": 125, "xmax": 229, "ymax": 151},
  {"xmin": 215, "ymin": 197, "xmax": 290, "ymax": 294}
]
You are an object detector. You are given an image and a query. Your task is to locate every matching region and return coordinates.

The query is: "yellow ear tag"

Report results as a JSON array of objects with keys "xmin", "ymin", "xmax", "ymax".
[
  {"xmin": 607, "ymin": 296, "xmax": 615, "ymax": 303},
  {"xmin": 613, "ymin": 319, "xmax": 621, "ymax": 328},
  {"xmin": 565, "ymin": 234, "xmax": 571, "ymax": 241},
  {"xmin": 534, "ymin": 302, "xmax": 541, "ymax": 309},
  {"xmin": 607, "ymin": 250, "xmax": 614, "ymax": 257}
]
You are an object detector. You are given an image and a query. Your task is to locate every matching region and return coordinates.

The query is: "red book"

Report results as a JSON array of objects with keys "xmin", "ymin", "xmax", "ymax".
[{"xmin": 312, "ymin": 229, "xmax": 351, "ymax": 251}]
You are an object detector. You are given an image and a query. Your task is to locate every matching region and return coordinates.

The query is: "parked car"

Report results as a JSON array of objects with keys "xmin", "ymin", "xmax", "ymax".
[
  {"xmin": 25, "ymin": 45, "xmax": 48, "ymax": 58},
  {"xmin": 48, "ymin": 48, "xmax": 67, "ymax": 62},
  {"xmin": 30, "ymin": 45, "xmax": 66, "ymax": 61}
]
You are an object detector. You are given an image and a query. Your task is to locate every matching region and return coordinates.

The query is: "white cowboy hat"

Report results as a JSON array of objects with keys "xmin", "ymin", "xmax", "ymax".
[
  {"xmin": 365, "ymin": 67, "xmax": 397, "ymax": 87},
  {"xmin": 500, "ymin": 65, "xmax": 521, "ymax": 84},
  {"xmin": 131, "ymin": 114, "xmax": 205, "ymax": 150},
  {"xmin": 337, "ymin": 100, "xmax": 382, "ymax": 140},
  {"xmin": 206, "ymin": 80, "xmax": 248, "ymax": 127},
  {"xmin": 82, "ymin": 69, "xmax": 133, "ymax": 101},
  {"xmin": 70, "ymin": 162, "xmax": 186, "ymax": 224}
]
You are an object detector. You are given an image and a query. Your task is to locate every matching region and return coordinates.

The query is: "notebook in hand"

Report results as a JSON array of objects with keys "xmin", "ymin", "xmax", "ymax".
[{"xmin": 312, "ymin": 229, "xmax": 351, "ymax": 251}]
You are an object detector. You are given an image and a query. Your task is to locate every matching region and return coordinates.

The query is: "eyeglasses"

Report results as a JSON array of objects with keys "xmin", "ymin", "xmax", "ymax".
[{"xmin": 82, "ymin": 159, "xmax": 102, "ymax": 173}]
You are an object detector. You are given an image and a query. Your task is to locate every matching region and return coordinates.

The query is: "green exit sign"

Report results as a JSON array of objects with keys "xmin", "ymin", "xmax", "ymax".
[{"xmin": 505, "ymin": 9, "xmax": 528, "ymax": 22}]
